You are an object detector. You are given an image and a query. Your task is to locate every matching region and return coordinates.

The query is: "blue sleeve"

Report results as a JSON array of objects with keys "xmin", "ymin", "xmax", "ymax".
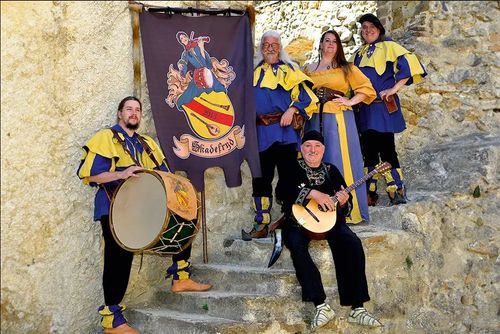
[
  {"xmin": 395, "ymin": 56, "xmax": 413, "ymax": 84},
  {"xmin": 88, "ymin": 154, "xmax": 112, "ymax": 187},
  {"xmin": 203, "ymin": 51, "xmax": 213, "ymax": 69},
  {"xmin": 180, "ymin": 51, "xmax": 188, "ymax": 76}
]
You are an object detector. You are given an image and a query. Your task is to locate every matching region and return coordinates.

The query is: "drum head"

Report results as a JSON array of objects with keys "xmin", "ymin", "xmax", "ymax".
[
  {"xmin": 110, "ymin": 172, "xmax": 167, "ymax": 251},
  {"xmin": 203, "ymin": 68, "xmax": 213, "ymax": 88}
]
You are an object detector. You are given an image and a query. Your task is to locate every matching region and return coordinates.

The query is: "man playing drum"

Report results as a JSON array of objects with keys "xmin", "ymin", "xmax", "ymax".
[{"xmin": 77, "ymin": 96, "xmax": 211, "ymax": 334}]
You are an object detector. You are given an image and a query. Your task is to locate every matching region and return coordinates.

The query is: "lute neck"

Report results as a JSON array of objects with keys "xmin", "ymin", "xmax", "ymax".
[{"xmin": 332, "ymin": 168, "xmax": 380, "ymax": 200}]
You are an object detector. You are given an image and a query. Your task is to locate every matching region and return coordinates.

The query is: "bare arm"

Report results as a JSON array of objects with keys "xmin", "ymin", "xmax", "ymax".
[
  {"xmin": 332, "ymin": 92, "xmax": 367, "ymax": 107},
  {"xmin": 307, "ymin": 187, "xmax": 349, "ymax": 212},
  {"xmin": 280, "ymin": 106, "xmax": 299, "ymax": 127},
  {"xmin": 380, "ymin": 77, "xmax": 410, "ymax": 101}
]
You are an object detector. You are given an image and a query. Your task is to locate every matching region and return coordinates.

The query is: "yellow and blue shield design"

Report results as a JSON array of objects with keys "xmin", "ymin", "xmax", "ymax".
[{"xmin": 182, "ymin": 91, "xmax": 234, "ymax": 140}]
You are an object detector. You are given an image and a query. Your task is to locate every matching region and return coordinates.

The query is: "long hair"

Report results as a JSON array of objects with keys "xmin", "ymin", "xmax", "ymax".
[
  {"xmin": 254, "ymin": 30, "xmax": 297, "ymax": 68},
  {"xmin": 315, "ymin": 30, "xmax": 351, "ymax": 76},
  {"xmin": 117, "ymin": 96, "xmax": 142, "ymax": 122},
  {"xmin": 118, "ymin": 96, "xmax": 142, "ymax": 112}
]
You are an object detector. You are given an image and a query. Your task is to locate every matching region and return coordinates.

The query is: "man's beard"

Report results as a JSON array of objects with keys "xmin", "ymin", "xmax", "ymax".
[
  {"xmin": 264, "ymin": 52, "xmax": 279, "ymax": 63},
  {"xmin": 126, "ymin": 122, "xmax": 139, "ymax": 130}
]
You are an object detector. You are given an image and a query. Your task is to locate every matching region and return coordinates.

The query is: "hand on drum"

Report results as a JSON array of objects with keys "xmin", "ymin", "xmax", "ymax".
[{"xmin": 120, "ymin": 166, "xmax": 144, "ymax": 180}]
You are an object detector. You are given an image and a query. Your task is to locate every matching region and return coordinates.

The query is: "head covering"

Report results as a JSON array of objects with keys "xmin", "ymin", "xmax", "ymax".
[
  {"xmin": 302, "ymin": 130, "xmax": 324, "ymax": 145},
  {"xmin": 359, "ymin": 13, "xmax": 386, "ymax": 36}
]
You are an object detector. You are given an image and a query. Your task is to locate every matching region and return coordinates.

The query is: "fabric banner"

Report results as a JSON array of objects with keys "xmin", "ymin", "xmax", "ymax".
[{"xmin": 140, "ymin": 10, "xmax": 260, "ymax": 191}]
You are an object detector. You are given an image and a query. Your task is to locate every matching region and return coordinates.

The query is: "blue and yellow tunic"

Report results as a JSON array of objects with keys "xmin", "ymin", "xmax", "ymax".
[
  {"xmin": 77, "ymin": 124, "xmax": 168, "ymax": 221},
  {"xmin": 304, "ymin": 65, "xmax": 375, "ymax": 224},
  {"xmin": 352, "ymin": 38, "xmax": 427, "ymax": 133},
  {"xmin": 253, "ymin": 61, "xmax": 318, "ymax": 152}
]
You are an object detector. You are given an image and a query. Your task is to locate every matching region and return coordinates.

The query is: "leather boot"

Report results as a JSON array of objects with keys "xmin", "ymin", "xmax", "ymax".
[
  {"xmin": 171, "ymin": 278, "xmax": 212, "ymax": 293},
  {"xmin": 241, "ymin": 224, "xmax": 268, "ymax": 241},
  {"xmin": 242, "ymin": 197, "xmax": 271, "ymax": 240},
  {"xmin": 388, "ymin": 188, "xmax": 407, "ymax": 206},
  {"xmin": 367, "ymin": 191, "xmax": 379, "ymax": 206},
  {"xmin": 104, "ymin": 323, "xmax": 140, "ymax": 334}
]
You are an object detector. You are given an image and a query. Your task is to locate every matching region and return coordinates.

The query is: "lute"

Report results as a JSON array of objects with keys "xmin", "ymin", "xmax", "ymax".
[{"xmin": 292, "ymin": 162, "xmax": 391, "ymax": 239}]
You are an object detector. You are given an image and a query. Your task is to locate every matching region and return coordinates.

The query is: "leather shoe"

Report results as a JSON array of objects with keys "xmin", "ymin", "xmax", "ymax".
[
  {"xmin": 171, "ymin": 278, "xmax": 212, "ymax": 293},
  {"xmin": 241, "ymin": 225, "xmax": 268, "ymax": 241},
  {"xmin": 104, "ymin": 323, "xmax": 140, "ymax": 334}
]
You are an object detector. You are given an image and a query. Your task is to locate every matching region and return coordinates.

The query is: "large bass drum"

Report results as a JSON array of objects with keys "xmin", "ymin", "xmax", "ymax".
[
  {"xmin": 109, "ymin": 170, "xmax": 200, "ymax": 255},
  {"xmin": 193, "ymin": 67, "xmax": 214, "ymax": 89}
]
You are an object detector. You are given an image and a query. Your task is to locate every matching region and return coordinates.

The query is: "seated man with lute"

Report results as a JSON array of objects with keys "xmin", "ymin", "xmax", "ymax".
[{"xmin": 273, "ymin": 130, "xmax": 383, "ymax": 330}]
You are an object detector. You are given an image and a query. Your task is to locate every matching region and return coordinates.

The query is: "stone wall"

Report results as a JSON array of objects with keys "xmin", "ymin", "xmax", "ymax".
[
  {"xmin": 377, "ymin": 1, "xmax": 500, "ymax": 151},
  {"xmin": 1, "ymin": 1, "xmax": 498, "ymax": 333},
  {"xmin": 253, "ymin": 2, "xmax": 499, "ymax": 333},
  {"xmin": 0, "ymin": 1, "xmax": 251, "ymax": 333},
  {"xmin": 255, "ymin": 1, "xmax": 377, "ymax": 65}
]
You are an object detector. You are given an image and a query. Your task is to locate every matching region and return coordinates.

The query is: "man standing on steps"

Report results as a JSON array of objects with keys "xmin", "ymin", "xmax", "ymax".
[
  {"xmin": 275, "ymin": 130, "xmax": 382, "ymax": 330},
  {"xmin": 77, "ymin": 96, "xmax": 211, "ymax": 334},
  {"xmin": 241, "ymin": 30, "xmax": 318, "ymax": 240}
]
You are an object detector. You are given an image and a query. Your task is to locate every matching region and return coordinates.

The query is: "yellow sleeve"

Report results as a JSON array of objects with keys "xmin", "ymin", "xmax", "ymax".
[
  {"xmin": 77, "ymin": 129, "xmax": 119, "ymax": 185},
  {"xmin": 290, "ymin": 81, "xmax": 318, "ymax": 119},
  {"xmin": 77, "ymin": 150, "xmax": 96, "ymax": 185},
  {"xmin": 347, "ymin": 65, "xmax": 377, "ymax": 104}
]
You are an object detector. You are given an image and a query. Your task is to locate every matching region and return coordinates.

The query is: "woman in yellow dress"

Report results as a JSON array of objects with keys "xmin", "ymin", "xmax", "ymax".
[{"xmin": 304, "ymin": 30, "xmax": 376, "ymax": 224}]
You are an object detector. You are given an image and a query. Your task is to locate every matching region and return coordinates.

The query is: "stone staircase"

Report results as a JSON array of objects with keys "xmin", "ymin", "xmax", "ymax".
[
  {"xmin": 126, "ymin": 200, "xmax": 419, "ymax": 334},
  {"xmin": 125, "ymin": 134, "xmax": 499, "ymax": 333}
]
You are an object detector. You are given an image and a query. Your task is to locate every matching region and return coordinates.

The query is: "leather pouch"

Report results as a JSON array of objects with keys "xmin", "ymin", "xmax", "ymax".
[
  {"xmin": 291, "ymin": 113, "xmax": 305, "ymax": 130},
  {"xmin": 384, "ymin": 96, "xmax": 398, "ymax": 113}
]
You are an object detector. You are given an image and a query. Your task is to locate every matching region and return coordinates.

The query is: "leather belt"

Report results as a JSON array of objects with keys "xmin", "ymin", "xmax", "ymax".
[
  {"xmin": 256, "ymin": 112, "xmax": 304, "ymax": 130},
  {"xmin": 314, "ymin": 87, "xmax": 345, "ymax": 105}
]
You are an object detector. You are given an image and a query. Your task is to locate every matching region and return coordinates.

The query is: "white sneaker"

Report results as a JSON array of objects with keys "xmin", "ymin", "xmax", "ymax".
[
  {"xmin": 311, "ymin": 303, "xmax": 335, "ymax": 330},
  {"xmin": 348, "ymin": 307, "xmax": 383, "ymax": 327}
]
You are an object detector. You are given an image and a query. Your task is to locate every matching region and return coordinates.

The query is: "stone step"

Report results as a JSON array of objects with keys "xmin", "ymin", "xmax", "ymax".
[
  {"xmin": 145, "ymin": 287, "xmax": 336, "ymax": 322},
  {"xmin": 366, "ymin": 190, "xmax": 450, "ymax": 228},
  {"xmin": 220, "ymin": 225, "xmax": 410, "ymax": 271},
  {"xmin": 126, "ymin": 299, "xmax": 404, "ymax": 334},
  {"xmin": 127, "ymin": 196, "xmax": 434, "ymax": 333},
  {"xmin": 126, "ymin": 308, "xmax": 272, "ymax": 334},
  {"xmin": 190, "ymin": 263, "xmax": 298, "ymax": 294}
]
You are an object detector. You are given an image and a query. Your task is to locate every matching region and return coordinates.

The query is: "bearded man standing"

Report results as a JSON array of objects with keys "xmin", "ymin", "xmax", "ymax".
[{"xmin": 242, "ymin": 30, "xmax": 318, "ymax": 240}]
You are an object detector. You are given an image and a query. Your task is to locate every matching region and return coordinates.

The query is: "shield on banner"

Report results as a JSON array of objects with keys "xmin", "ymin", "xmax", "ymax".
[{"xmin": 182, "ymin": 91, "xmax": 234, "ymax": 140}]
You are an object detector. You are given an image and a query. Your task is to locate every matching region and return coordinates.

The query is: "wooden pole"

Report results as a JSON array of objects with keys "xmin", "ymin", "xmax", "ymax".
[
  {"xmin": 192, "ymin": 0, "xmax": 209, "ymax": 264},
  {"xmin": 128, "ymin": 1, "xmax": 142, "ymax": 99},
  {"xmin": 201, "ymin": 190, "xmax": 208, "ymax": 263}
]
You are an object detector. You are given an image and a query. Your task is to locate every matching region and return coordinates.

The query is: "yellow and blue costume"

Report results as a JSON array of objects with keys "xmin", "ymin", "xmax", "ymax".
[
  {"xmin": 352, "ymin": 37, "xmax": 427, "ymax": 202},
  {"xmin": 304, "ymin": 65, "xmax": 376, "ymax": 224},
  {"xmin": 77, "ymin": 124, "xmax": 168, "ymax": 220},
  {"xmin": 77, "ymin": 124, "xmax": 192, "ymax": 330},
  {"xmin": 250, "ymin": 61, "xmax": 317, "ymax": 233}
]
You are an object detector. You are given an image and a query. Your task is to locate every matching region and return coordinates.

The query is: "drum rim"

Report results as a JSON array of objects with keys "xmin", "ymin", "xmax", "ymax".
[{"xmin": 109, "ymin": 170, "xmax": 201, "ymax": 255}]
